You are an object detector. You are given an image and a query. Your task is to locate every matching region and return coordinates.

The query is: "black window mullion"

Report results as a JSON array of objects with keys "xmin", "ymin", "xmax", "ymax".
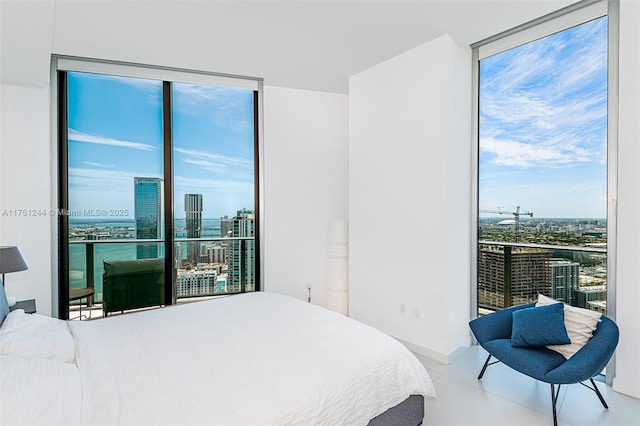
[
  {"xmin": 163, "ymin": 81, "xmax": 175, "ymax": 306},
  {"xmin": 253, "ymin": 90, "xmax": 261, "ymax": 292},
  {"xmin": 58, "ymin": 71, "xmax": 70, "ymax": 319}
]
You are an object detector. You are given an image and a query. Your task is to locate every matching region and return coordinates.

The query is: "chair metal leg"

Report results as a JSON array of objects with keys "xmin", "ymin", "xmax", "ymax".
[
  {"xmin": 589, "ymin": 378, "xmax": 609, "ymax": 409},
  {"xmin": 477, "ymin": 353, "xmax": 501, "ymax": 380},
  {"xmin": 478, "ymin": 354, "xmax": 492, "ymax": 379},
  {"xmin": 579, "ymin": 378, "xmax": 609, "ymax": 409},
  {"xmin": 550, "ymin": 384, "xmax": 561, "ymax": 426}
]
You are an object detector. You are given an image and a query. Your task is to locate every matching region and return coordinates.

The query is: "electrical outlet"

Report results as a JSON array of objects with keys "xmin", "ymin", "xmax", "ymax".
[
  {"xmin": 412, "ymin": 307, "xmax": 422, "ymax": 320},
  {"xmin": 400, "ymin": 304, "xmax": 407, "ymax": 315}
]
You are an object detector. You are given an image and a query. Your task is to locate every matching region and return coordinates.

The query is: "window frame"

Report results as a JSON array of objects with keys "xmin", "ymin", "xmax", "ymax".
[
  {"xmin": 470, "ymin": 0, "xmax": 619, "ymax": 383},
  {"xmin": 51, "ymin": 56, "xmax": 264, "ymax": 319}
]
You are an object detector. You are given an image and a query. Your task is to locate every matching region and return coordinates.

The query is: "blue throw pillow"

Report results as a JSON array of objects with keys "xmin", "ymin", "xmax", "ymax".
[
  {"xmin": 511, "ymin": 303, "xmax": 570, "ymax": 347},
  {"xmin": 0, "ymin": 282, "xmax": 10, "ymax": 326}
]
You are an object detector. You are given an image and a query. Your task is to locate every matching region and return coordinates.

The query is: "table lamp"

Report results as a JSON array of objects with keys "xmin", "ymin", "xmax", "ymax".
[{"xmin": 0, "ymin": 246, "xmax": 28, "ymax": 287}]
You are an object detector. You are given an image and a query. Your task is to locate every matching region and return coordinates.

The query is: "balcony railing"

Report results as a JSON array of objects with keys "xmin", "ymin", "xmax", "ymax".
[
  {"xmin": 478, "ymin": 240, "xmax": 607, "ymax": 315},
  {"xmin": 68, "ymin": 237, "xmax": 256, "ymax": 304}
]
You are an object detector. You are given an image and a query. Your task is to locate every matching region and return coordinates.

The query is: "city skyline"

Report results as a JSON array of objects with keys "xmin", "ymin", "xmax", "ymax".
[{"xmin": 68, "ymin": 208, "xmax": 257, "ymax": 301}]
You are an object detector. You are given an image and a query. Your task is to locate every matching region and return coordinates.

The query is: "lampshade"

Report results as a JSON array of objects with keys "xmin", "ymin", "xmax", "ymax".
[{"xmin": 0, "ymin": 246, "xmax": 28, "ymax": 274}]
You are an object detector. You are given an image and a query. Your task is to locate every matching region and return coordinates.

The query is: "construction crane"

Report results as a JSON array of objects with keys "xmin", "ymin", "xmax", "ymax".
[{"xmin": 479, "ymin": 205, "xmax": 533, "ymax": 243}]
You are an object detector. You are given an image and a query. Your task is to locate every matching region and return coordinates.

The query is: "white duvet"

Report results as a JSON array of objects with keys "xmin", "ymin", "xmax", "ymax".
[{"xmin": 2, "ymin": 292, "xmax": 435, "ymax": 425}]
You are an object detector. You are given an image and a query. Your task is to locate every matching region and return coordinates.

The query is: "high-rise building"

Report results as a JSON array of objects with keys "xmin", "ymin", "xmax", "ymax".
[
  {"xmin": 176, "ymin": 268, "xmax": 217, "ymax": 297},
  {"xmin": 220, "ymin": 215, "xmax": 232, "ymax": 238},
  {"xmin": 478, "ymin": 246, "xmax": 552, "ymax": 310},
  {"xmin": 228, "ymin": 208, "xmax": 255, "ymax": 293},
  {"xmin": 550, "ymin": 258, "xmax": 580, "ymax": 304},
  {"xmin": 575, "ymin": 285, "xmax": 607, "ymax": 311},
  {"xmin": 185, "ymin": 194, "xmax": 203, "ymax": 263},
  {"xmin": 205, "ymin": 244, "xmax": 226, "ymax": 264},
  {"xmin": 134, "ymin": 177, "xmax": 162, "ymax": 259}
]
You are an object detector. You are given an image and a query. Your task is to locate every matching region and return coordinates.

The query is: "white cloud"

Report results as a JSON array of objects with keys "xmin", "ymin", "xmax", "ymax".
[
  {"xmin": 175, "ymin": 147, "xmax": 252, "ymax": 171},
  {"xmin": 175, "ymin": 147, "xmax": 250, "ymax": 164},
  {"xmin": 479, "ymin": 18, "xmax": 607, "ymax": 171},
  {"xmin": 69, "ymin": 129, "xmax": 159, "ymax": 151},
  {"xmin": 183, "ymin": 158, "xmax": 228, "ymax": 173},
  {"xmin": 68, "ymin": 167, "xmax": 160, "ymax": 194},
  {"xmin": 480, "ymin": 137, "xmax": 588, "ymax": 168},
  {"xmin": 84, "ymin": 161, "xmax": 116, "ymax": 168}
]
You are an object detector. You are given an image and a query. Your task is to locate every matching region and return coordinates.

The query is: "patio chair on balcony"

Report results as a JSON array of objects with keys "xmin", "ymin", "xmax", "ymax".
[
  {"xmin": 102, "ymin": 258, "xmax": 164, "ymax": 317},
  {"xmin": 68, "ymin": 270, "xmax": 94, "ymax": 320},
  {"xmin": 469, "ymin": 301, "xmax": 619, "ymax": 426}
]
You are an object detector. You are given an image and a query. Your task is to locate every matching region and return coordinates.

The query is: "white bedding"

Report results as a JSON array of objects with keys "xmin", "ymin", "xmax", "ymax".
[
  {"xmin": 1, "ymin": 355, "xmax": 82, "ymax": 425},
  {"xmin": 0, "ymin": 309, "xmax": 75, "ymax": 363},
  {"xmin": 3, "ymin": 292, "xmax": 435, "ymax": 425}
]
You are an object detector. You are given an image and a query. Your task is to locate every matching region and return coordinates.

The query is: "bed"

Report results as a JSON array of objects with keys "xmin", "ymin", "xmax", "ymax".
[{"xmin": 0, "ymin": 290, "xmax": 436, "ymax": 425}]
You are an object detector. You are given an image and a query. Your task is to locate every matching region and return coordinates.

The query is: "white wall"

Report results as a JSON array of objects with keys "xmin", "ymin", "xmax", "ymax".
[
  {"xmin": 612, "ymin": 0, "xmax": 640, "ymax": 399},
  {"xmin": 349, "ymin": 34, "xmax": 472, "ymax": 363},
  {"xmin": 262, "ymin": 86, "xmax": 349, "ymax": 306},
  {"xmin": 0, "ymin": 83, "xmax": 54, "ymax": 315},
  {"xmin": 0, "ymin": 0, "xmax": 55, "ymax": 315}
]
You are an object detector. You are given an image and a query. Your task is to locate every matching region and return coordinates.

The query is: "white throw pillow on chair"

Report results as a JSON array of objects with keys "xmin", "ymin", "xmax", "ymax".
[{"xmin": 535, "ymin": 294, "xmax": 602, "ymax": 359}]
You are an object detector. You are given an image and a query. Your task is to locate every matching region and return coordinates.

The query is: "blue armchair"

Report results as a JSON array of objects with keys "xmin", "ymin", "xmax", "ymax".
[{"xmin": 469, "ymin": 303, "xmax": 619, "ymax": 426}]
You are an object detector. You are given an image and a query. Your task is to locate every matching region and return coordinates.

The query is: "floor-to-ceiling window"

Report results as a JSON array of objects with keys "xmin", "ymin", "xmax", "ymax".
[
  {"xmin": 172, "ymin": 82, "xmax": 258, "ymax": 297},
  {"xmin": 56, "ymin": 59, "xmax": 261, "ymax": 320},
  {"xmin": 473, "ymin": 1, "xmax": 614, "ymax": 318}
]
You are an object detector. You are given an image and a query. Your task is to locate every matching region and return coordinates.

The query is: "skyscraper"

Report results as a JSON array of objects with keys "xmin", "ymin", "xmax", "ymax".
[
  {"xmin": 477, "ymin": 246, "xmax": 552, "ymax": 310},
  {"xmin": 220, "ymin": 215, "xmax": 233, "ymax": 238},
  {"xmin": 134, "ymin": 177, "xmax": 162, "ymax": 259},
  {"xmin": 550, "ymin": 258, "xmax": 580, "ymax": 304},
  {"xmin": 228, "ymin": 208, "xmax": 255, "ymax": 293},
  {"xmin": 185, "ymin": 194, "xmax": 203, "ymax": 264}
]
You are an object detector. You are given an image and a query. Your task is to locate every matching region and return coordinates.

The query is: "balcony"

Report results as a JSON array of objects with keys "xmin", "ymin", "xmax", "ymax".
[
  {"xmin": 478, "ymin": 240, "xmax": 607, "ymax": 315},
  {"xmin": 67, "ymin": 237, "xmax": 255, "ymax": 319}
]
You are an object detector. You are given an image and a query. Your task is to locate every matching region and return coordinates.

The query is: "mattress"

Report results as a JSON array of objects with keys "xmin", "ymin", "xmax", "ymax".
[{"xmin": 1, "ymin": 291, "xmax": 436, "ymax": 425}]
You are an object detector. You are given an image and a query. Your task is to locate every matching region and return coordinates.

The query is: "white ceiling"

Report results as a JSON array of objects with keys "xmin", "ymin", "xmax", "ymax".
[{"xmin": 1, "ymin": 0, "xmax": 578, "ymax": 93}]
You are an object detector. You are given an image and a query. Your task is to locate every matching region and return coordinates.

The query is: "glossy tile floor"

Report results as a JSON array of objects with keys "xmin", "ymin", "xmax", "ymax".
[{"xmin": 415, "ymin": 345, "xmax": 640, "ymax": 426}]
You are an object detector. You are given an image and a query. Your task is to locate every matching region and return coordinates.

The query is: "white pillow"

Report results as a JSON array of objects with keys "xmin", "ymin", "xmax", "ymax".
[
  {"xmin": 536, "ymin": 294, "xmax": 602, "ymax": 359},
  {"xmin": 0, "ymin": 309, "xmax": 76, "ymax": 363}
]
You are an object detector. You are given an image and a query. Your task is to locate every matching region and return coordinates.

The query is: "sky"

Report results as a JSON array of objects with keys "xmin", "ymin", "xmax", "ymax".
[
  {"xmin": 479, "ymin": 16, "xmax": 608, "ymax": 219},
  {"xmin": 67, "ymin": 72, "xmax": 255, "ymax": 220},
  {"xmin": 66, "ymin": 16, "xmax": 607, "ymax": 222}
]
